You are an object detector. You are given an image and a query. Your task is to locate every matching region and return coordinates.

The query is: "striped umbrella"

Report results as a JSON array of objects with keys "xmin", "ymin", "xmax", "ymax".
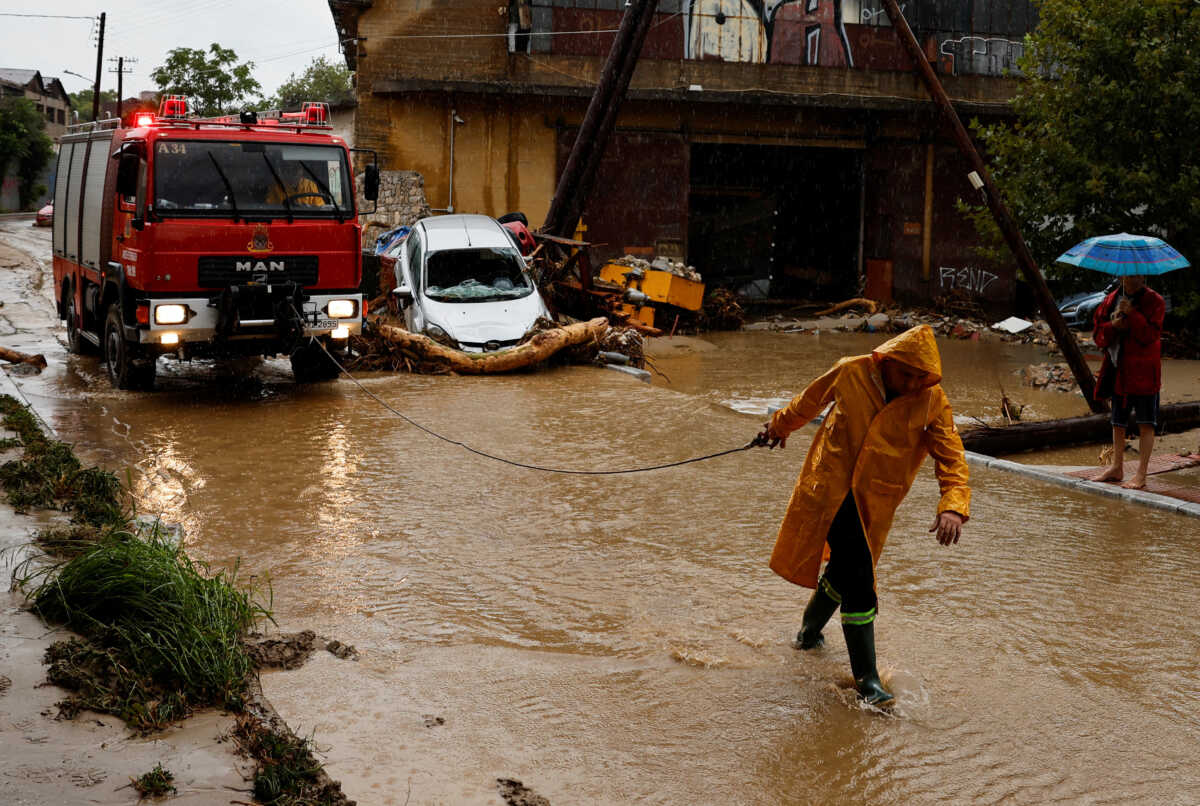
[{"xmin": 1055, "ymin": 232, "xmax": 1190, "ymax": 276}]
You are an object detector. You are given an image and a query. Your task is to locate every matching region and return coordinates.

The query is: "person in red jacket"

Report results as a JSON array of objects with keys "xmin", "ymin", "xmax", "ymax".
[{"xmin": 1091, "ymin": 274, "xmax": 1166, "ymax": 489}]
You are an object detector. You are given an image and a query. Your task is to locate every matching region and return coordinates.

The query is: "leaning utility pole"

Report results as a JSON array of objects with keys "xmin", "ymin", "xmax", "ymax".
[
  {"xmin": 543, "ymin": 0, "xmax": 659, "ymax": 238},
  {"xmin": 881, "ymin": 0, "xmax": 1105, "ymax": 413},
  {"xmin": 91, "ymin": 12, "xmax": 106, "ymax": 121}
]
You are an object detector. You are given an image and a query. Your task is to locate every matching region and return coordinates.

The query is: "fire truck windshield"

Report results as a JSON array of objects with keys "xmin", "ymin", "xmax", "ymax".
[{"xmin": 152, "ymin": 140, "xmax": 350, "ymax": 218}]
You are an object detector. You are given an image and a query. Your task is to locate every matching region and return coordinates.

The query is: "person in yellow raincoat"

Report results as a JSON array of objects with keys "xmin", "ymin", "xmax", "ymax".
[{"xmin": 758, "ymin": 324, "xmax": 970, "ymax": 706}]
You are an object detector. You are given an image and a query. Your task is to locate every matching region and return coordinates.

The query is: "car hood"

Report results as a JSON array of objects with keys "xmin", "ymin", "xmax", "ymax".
[
  {"xmin": 422, "ymin": 292, "xmax": 547, "ymax": 344},
  {"xmin": 1057, "ymin": 289, "xmax": 1105, "ymax": 309}
]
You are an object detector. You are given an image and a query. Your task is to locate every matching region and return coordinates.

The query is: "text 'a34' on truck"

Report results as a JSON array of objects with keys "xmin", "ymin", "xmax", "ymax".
[{"xmin": 51, "ymin": 96, "xmax": 380, "ymax": 389}]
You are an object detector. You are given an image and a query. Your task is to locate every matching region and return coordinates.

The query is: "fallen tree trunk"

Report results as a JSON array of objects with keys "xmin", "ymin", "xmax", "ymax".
[
  {"xmin": 961, "ymin": 401, "xmax": 1200, "ymax": 455},
  {"xmin": 0, "ymin": 345, "xmax": 46, "ymax": 369},
  {"xmin": 812, "ymin": 297, "xmax": 878, "ymax": 317},
  {"xmin": 377, "ymin": 317, "xmax": 609, "ymax": 374}
]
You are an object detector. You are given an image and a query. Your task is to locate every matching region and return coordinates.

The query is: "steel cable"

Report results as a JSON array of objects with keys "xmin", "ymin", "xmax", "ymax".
[{"xmin": 314, "ymin": 338, "xmax": 759, "ymax": 475}]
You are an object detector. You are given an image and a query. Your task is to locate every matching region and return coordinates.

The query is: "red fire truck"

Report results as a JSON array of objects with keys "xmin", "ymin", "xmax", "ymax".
[{"xmin": 52, "ymin": 97, "xmax": 378, "ymax": 389}]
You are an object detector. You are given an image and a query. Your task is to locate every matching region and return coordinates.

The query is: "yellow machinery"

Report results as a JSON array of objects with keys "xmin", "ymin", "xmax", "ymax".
[{"xmin": 597, "ymin": 263, "xmax": 704, "ymax": 328}]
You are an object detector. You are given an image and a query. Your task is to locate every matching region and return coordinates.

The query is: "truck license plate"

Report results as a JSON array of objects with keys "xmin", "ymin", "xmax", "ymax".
[{"xmin": 311, "ymin": 318, "xmax": 337, "ymax": 330}]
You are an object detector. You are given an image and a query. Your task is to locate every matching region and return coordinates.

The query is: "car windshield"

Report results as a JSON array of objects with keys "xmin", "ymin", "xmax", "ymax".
[
  {"xmin": 424, "ymin": 247, "xmax": 533, "ymax": 302},
  {"xmin": 152, "ymin": 140, "xmax": 349, "ymax": 217}
]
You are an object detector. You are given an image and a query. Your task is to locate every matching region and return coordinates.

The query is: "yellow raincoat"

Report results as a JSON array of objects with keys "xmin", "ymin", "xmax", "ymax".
[{"xmin": 768, "ymin": 325, "xmax": 970, "ymax": 588}]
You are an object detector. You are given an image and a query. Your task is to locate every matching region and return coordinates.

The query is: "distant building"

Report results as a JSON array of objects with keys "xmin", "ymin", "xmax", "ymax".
[
  {"xmin": 0, "ymin": 69, "xmax": 73, "ymax": 139},
  {"xmin": 330, "ymin": 0, "xmax": 1036, "ymax": 312}
]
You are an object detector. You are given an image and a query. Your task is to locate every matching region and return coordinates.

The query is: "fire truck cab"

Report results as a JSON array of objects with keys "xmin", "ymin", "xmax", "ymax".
[{"xmin": 52, "ymin": 97, "xmax": 378, "ymax": 389}]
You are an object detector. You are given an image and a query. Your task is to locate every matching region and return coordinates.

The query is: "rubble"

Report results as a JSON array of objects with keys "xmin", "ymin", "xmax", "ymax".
[{"xmin": 1020, "ymin": 362, "xmax": 1077, "ymax": 393}]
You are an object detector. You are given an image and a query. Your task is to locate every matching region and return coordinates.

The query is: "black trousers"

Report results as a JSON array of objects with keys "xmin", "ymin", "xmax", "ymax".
[{"xmin": 820, "ymin": 493, "xmax": 878, "ymax": 625}]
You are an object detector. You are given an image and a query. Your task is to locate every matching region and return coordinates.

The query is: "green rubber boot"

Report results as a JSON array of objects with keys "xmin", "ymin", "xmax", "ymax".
[
  {"xmin": 796, "ymin": 581, "xmax": 839, "ymax": 650},
  {"xmin": 842, "ymin": 621, "xmax": 895, "ymax": 707}
]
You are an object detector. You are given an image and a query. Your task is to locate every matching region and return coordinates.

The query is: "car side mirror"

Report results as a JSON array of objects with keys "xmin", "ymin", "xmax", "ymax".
[
  {"xmin": 364, "ymin": 165, "xmax": 380, "ymax": 202},
  {"xmin": 392, "ymin": 284, "xmax": 413, "ymax": 306}
]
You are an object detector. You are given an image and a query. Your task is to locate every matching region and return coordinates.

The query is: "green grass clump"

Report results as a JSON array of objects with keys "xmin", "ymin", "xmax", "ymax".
[
  {"xmin": 131, "ymin": 762, "xmax": 176, "ymax": 798},
  {"xmin": 17, "ymin": 524, "xmax": 270, "ymax": 721},
  {"xmin": 0, "ymin": 395, "xmax": 125, "ymax": 525},
  {"xmin": 234, "ymin": 714, "xmax": 350, "ymax": 806}
]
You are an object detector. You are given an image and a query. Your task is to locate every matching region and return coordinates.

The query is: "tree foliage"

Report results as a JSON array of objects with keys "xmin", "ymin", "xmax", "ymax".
[
  {"xmin": 0, "ymin": 98, "xmax": 55, "ymax": 209},
  {"xmin": 69, "ymin": 88, "xmax": 118, "ymax": 123},
  {"xmin": 972, "ymin": 0, "xmax": 1200, "ymax": 316},
  {"xmin": 269, "ymin": 56, "xmax": 353, "ymax": 109},
  {"xmin": 150, "ymin": 44, "xmax": 262, "ymax": 117}
]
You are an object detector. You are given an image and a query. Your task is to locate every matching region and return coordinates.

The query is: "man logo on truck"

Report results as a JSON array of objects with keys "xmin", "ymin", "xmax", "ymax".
[{"xmin": 236, "ymin": 260, "xmax": 287, "ymax": 273}]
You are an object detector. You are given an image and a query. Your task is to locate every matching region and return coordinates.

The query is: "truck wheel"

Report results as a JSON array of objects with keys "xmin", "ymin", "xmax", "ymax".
[
  {"xmin": 290, "ymin": 340, "xmax": 341, "ymax": 383},
  {"xmin": 104, "ymin": 306, "xmax": 156, "ymax": 390},
  {"xmin": 65, "ymin": 290, "xmax": 95, "ymax": 355}
]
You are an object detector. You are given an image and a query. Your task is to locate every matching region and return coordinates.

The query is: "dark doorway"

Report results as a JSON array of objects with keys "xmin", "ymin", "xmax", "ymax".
[{"xmin": 688, "ymin": 143, "xmax": 862, "ymax": 298}]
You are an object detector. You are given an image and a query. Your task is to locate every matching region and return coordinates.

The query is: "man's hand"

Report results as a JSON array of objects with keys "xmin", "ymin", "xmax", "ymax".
[
  {"xmin": 753, "ymin": 422, "xmax": 787, "ymax": 450},
  {"xmin": 929, "ymin": 511, "xmax": 964, "ymax": 545},
  {"xmin": 1116, "ymin": 298, "xmax": 1132, "ymax": 315}
]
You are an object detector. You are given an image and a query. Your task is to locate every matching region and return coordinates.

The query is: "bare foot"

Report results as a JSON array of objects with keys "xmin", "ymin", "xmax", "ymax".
[
  {"xmin": 1121, "ymin": 475, "xmax": 1147, "ymax": 490},
  {"xmin": 1093, "ymin": 465, "xmax": 1124, "ymax": 482}
]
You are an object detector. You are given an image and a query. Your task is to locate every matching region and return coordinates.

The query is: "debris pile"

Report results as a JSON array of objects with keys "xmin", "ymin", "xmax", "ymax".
[
  {"xmin": 697, "ymin": 289, "xmax": 745, "ymax": 331},
  {"xmin": 1020, "ymin": 362, "xmax": 1077, "ymax": 393}
]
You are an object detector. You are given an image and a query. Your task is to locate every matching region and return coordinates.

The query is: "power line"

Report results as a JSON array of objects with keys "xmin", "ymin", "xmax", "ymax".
[{"xmin": 0, "ymin": 11, "xmax": 95, "ymax": 19}]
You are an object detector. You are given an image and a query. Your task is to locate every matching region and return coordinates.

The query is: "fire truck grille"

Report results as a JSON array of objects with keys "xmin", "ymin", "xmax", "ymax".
[{"xmin": 197, "ymin": 256, "xmax": 319, "ymax": 288}]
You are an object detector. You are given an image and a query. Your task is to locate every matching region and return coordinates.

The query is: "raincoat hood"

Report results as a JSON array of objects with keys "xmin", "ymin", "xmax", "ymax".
[{"xmin": 871, "ymin": 324, "xmax": 942, "ymax": 386}]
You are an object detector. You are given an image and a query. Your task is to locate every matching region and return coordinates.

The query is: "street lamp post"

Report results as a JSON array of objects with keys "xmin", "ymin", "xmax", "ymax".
[{"xmin": 63, "ymin": 69, "xmax": 96, "ymax": 122}]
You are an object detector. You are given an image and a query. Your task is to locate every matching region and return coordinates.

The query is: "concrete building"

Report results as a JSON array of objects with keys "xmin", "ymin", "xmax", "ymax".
[
  {"xmin": 0, "ymin": 69, "xmax": 73, "ymax": 140},
  {"xmin": 329, "ymin": 0, "xmax": 1035, "ymax": 310}
]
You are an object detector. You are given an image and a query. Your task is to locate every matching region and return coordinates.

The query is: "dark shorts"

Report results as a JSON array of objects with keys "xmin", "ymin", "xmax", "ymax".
[{"xmin": 1111, "ymin": 393, "xmax": 1159, "ymax": 429}]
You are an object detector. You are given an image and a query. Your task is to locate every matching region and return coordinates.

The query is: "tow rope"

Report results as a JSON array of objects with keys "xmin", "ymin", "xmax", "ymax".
[{"xmin": 315, "ymin": 337, "xmax": 763, "ymax": 475}]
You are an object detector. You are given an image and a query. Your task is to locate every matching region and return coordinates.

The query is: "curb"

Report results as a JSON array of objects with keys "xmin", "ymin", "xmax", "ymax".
[{"xmin": 964, "ymin": 450, "xmax": 1200, "ymax": 518}]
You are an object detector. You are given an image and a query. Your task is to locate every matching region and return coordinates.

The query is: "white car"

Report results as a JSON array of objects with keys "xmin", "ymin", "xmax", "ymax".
[{"xmin": 393, "ymin": 214, "xmax": 550, "ymax": 352}]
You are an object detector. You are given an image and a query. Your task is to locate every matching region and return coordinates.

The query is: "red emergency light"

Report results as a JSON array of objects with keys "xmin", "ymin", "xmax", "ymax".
[
  {"xmin": 134, "ymin": 112, "xmax": 155, "ymax": 128},
  {"xmin": 159, "ymin": 94, "xmax": 188, "ymax": 118},
  {"xmin": 300, "ymin": 101, "xmax": 330, "ymax": 126}
]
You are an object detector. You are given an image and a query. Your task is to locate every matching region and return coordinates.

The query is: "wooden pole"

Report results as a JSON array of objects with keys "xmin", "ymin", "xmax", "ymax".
[
  {"xmin": 880, "ymin": 0, "xmax": 1106, "ymax": 414},
  {"xmin": 961, "ymin": 402, "xmax": 1200, "ymax": 455},
  {"xmin": 561, "ymin": 0, "xmax": 660, "ymax": 237},
  {"xmin": 91, "ymin": 12, "xmax": 105, "ymax": 122},
  {"xmin": 542, "ymin": 0, "xmax": 650, "ymax": 237}
]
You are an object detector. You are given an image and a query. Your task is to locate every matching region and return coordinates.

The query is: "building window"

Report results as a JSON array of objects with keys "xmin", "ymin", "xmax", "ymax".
[{"xmin": 56, "ymin": 108, "xmax": 65, "ymax": 124}]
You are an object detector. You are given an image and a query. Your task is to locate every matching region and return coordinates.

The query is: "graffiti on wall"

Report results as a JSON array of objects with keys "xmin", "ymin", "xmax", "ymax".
[
  {"xmin": 684, "ymin": 0, "xmax": 854, "ymax": 65},
  {"xmin": 939, "ymin": 265, "xmax": 999, "ymax": 297}
]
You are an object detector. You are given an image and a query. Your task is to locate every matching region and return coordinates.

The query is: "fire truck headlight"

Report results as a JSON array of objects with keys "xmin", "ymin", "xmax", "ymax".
[
  {"xmin": 154, "ymin": 304, "xmax": 188, "ymax": 325},
  {"xmin": 160, "ymin": 332, "xmax": 180, "ymax": 345},
  {"xmin": 326, "ymin": 299, "xmax": 357, "ymax": 319},
  {"xmin": 331, "ymin": 325, "xmax": 350, "ymax": 340}
]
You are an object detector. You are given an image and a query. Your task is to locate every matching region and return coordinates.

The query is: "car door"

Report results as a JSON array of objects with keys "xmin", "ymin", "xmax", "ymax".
[{"xmin": 401, "ymin": 227, "xmax": 425, "ymax": 332}]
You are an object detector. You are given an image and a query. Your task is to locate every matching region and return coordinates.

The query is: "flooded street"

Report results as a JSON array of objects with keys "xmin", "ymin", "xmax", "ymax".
[{"xmin": 4, "ymin": 220, "xmax": 1200, "ymax": 804}]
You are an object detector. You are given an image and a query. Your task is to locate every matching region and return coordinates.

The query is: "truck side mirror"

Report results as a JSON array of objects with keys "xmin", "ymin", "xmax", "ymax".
[
  {"xmin": 364, "ymin": 164, "xmax": 380, "ymax": 202},
  {"xmin": 131, "ymin": 216, "xmax": 145, "ymax": 231},
  {"xmin": 116, "ymin": 155, "xmax": 139, "ymax": 198}
]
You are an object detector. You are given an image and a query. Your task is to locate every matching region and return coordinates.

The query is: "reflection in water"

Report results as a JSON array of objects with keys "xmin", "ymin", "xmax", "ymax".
[{"xmin": 27, "ymin": 338, "xmax": 1200, "ymax": 804}]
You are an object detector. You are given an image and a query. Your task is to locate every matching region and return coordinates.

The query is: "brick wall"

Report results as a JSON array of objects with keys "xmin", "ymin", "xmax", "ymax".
[{"xmin": 357, "ymin": 169, "xmax": 432, "ymax": 245}]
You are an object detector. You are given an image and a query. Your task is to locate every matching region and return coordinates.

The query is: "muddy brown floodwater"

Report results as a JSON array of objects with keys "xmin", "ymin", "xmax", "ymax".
[{"xmin": 4, "ymin": 222, "xmax": 1199, "ymax": 804}]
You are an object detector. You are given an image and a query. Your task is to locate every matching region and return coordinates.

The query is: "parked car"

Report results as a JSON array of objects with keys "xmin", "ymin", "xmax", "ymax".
[
  {"xmin": 35, "ymin": 202, "xmax": 53, "ymax": 227},
  {"xmin": 1057, "ymin": 278, "xmax": 1173, "ymax": 330},
  {"xmin": 392, "ymin": 213, "xmax": 550, "ymax": 352}
]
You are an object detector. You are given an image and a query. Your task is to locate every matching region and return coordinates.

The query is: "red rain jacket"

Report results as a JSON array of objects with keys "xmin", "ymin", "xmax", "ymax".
[{"xmin": 1092, "ymin": 286, "xmax": 1165, "ymax": 397}]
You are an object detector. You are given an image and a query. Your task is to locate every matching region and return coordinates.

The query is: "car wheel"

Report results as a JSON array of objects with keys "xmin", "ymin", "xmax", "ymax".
[{"xmin": 104, "ymin": 306, "xmax": 155, "ymax": 390}]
